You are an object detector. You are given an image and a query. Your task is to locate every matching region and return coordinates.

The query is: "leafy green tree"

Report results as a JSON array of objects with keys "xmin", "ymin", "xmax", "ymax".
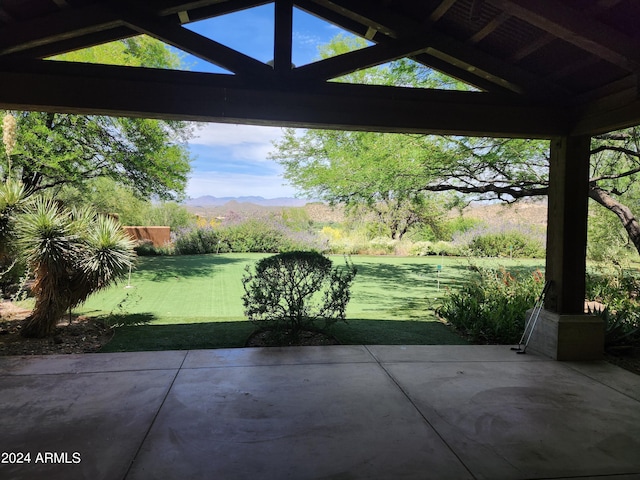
[
  {"xmin": 56, "ymin": 178, "xmax": 194, "ymax": 229},
  {"xmin": 0, "ymin": 36, "xmax": 192, "ymax": 200},
  {"xmin": 17, "ymin": 196, "xmax": 135, "ymax": 338}
]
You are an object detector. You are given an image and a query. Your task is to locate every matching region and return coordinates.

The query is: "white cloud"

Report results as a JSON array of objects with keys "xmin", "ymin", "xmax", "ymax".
[{"xmin": 189, "ymin": 123, "xmax": 283, "ymax": 147}]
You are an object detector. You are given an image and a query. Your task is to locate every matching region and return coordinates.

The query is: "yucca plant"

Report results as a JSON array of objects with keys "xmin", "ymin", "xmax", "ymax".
[
  {"xmin": 17, "ymin": 196, "xmax": 135, "ymax": 338},
  {"xmin": 0, "ymin": 179, "xmax": 28, "ymax": 294}
]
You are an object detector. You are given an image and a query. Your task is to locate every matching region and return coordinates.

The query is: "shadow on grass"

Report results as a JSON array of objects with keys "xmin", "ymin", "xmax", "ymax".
[
  {"xmin": 353, "ymin": 261, "xmax": 470, "ymax": 292},
  {"xmin": 100, "ymin": 317, "xmax": 467, "ymax": 353},
  {"xmin": 132, "ymin": 254, "xmax": 246, "ymax": 282}
]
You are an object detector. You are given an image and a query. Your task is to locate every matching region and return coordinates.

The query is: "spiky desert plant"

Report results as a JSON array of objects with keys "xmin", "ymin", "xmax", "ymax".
[
  {"xmin": 2, "ymin": 113, "xmax": 17, "ymax": 176},
  {"xmin": 0, "ymin": 179, "xmax": 27, "ymax": 292},
  {"xmin": 17, "ymin": 197, "xmax": 135, "ymax": 338},
  {"xmin": 0, "ymin": 178, "xmax": 27, "ymax": 252}
]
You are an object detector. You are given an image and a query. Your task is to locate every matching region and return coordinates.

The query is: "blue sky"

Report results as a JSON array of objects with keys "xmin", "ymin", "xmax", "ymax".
[{"xmin": 178, "ymin": 5, "xmax": 349, "ymax": 199}]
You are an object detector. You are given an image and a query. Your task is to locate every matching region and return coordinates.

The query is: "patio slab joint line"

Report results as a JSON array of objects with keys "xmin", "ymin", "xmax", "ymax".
[
  {"xmin": 122, "ymin": 352, "xmax": 189, "ymax": 480},
  {"xmin": 562, "ymin": 362, "xmax": 640, "ymax": 404},
  {"xmin": 362, "ymin": 345, "xmax": 478, "ymax": 480}
]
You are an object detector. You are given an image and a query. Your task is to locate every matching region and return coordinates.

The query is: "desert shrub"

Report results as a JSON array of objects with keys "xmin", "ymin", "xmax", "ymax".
[
  {"xmin": 222, "ymin": 219, "xmax": 290, "ymax": 253},
  {"xmin": 468, "ymin": 231, "xmax": 544, "ymax": 258},
  {"xmin": 242, "ymin": 251, "xmax": 357, "ymax": 336},
  {"xmin": 585, "ymin": 265, "xmax": 640, "ymax": 348},
  {"xmin": 409, "ymin": 241, "xmax": 461, "ymax": 256},
  {"xmin": 174, "ymin": 228, "xmax": 228, "ymax": 255},
  {"xmin": 134, "ymin": 240, "xmax": 174, "ymax": 256},
  {"xmin": 438, "ymin": 266, "xmax": 544, "ymax": 344}
]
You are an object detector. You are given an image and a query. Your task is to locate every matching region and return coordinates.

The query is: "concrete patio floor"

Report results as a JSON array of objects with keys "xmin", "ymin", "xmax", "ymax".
[{"xmin": 1, "ymin": 345, "xmax": 640, "ymax": 480}]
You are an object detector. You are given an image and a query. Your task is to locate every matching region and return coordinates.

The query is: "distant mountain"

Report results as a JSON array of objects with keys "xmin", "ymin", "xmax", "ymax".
[{"xmin": 184, "ymin": 196, "xmax": 312, "ymax": 207}]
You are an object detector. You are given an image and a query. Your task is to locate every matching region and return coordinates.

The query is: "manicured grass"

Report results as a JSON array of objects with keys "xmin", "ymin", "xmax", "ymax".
[{"xmin": 78, "ymin": 253, "xmax": 544, "ymax": 352}]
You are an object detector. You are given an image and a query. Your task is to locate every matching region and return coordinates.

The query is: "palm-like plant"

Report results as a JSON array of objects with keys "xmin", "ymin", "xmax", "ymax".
[{"xmin": 17, "ymin": 196, "xmax": 135, "ymax": 338}]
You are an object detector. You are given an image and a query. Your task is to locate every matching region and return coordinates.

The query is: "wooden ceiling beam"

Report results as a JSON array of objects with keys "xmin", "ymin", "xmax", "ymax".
[
  {"xmin": 297, "ymin": 0, "xmax": 517, "ymax": 93},
  {"xmin": 6, "ymin": 27, "xmax": 136, "ymax": 60},
  {"xmin": 307, "ymin": 0, "xmax": 567, "ymax": 98},
  {"xmin": 292, "ymin": 40, "xmax": 430, "ymax": 82},
  {"xmin": 0, "ymin": 59, "xmax": 570, "ymax": 138},
  {"xmin": 118, "ymin": 6, "xmax": 273, "ymax": 78},
  {"xmin": 0, "ymin": 3, "xmax": 122, "ymax": 56},
  {"xmin": 163, "ymin": 0, "xmax": 271, "ymax": 24},
  {"xmin": 274, "ymin": 0, "xmax": 293, "ymax": 74},
  {"xmin": 428, "ymin": 0, "xmax": 457, "ymax": 23},
  {"xmin": 468, "ymin": 12, "xmax": 510, "ymax": 44},
  {"xmin": 486, "ymin": 0, "xmax": 640, "ymax": 71}
]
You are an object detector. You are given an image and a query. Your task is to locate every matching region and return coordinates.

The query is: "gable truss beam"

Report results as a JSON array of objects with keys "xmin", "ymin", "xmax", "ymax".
[
  {"xmin": 292, "ymin": 39, "xmax": 430, "ymax": 82},
  {"xmin": 296, "ymin": 0, "xmax": 516, "ymax": 95},
  {"xmin": 116, "ymin": 4, "xmax": 273, "ymax": 79},
  {"xmin": 486, "ymin": 0, "xmax": 640, "ymax": 72},
  {"xmin": 0, "ymin": 3, "xmax": 122, "ymax": 56},
  {"xmin": 306, "ymin": 0, "xmax": 567, "ymax": 99},
  {"xmin": 0, "ymin": 59, "xmax": 570, "ymax": 138}
]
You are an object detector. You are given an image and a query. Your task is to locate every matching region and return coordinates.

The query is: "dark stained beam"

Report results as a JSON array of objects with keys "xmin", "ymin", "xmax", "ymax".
[
  {"xmin": 118, "ymin": 6, "xmax": 273, "ymax": 78},
  {"xmin": 486, "ymin": 0, "xmax": 640, "ymax": 72},
  {"xmin": 155, "ymin": 0, "xmax": 267, "ymax": 17},
  {"xmin": 0, "ymin": 59, "xmax": 571, "ymax": 138},
  {"xmin": 308, "ymin": 0, "xmax": 568, "ymax": 98},
  {"xmin": 428, "ymin": 0, "xmax": 457, "ymax": 23},
  {"xmin": 468, "ymin": 12, "xmax": 510, "ymax": 44},
  {"xmin": 274, "ymin": 0, "xmax": 293, "ymax": 74},
  {"xmin": 572, "ymin": 98, "xmax": 640, "ymax": 137},
  {"xmin": 297, "ymin": 0, "xmax": 516, "ymax": 93},
  {"xmin": 292, "ymin": 40, "xmax": 430, "ymax": 82},
  {"xmin": 14, "ymin": 27, "xmax": 136, "ymax": 60},
  {"xmin": 0, "ymin": 3, "xmax": 122, "ymax": 56},
  {"xmin": 166, "ymin": 0, "xmax": 271, "ymax": 24}
]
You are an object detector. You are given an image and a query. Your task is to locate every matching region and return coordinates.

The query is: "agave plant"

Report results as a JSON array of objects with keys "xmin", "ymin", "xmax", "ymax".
[{"xmin": 17, "ymin": 196, "xmax": 135, "ymax": 338}]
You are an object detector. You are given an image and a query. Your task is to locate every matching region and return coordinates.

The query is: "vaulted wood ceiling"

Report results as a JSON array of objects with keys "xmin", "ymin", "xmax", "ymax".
[{"xmin": 0, "ymin": 0, "xmax": 638, "ymax": 138}]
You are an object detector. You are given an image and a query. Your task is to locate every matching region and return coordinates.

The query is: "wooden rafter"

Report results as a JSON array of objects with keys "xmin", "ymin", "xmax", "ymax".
[
  {"xmin": 468, "ymin": 12, "xmax": 510, "ymax": 44},
  {"xmin": 487, "ymin": 0, "xmax": 640, "ymax": 71},
  {"xmin": 0, "ymin": 3, "xmax": 122, "ymax": 56},
  {"xmin": 306, "ymin": 0, "xmax": 567, "ymax": 98},
  {"xmin": 428, "ymin": 0, "xmax": 457, "ymax": 23}
]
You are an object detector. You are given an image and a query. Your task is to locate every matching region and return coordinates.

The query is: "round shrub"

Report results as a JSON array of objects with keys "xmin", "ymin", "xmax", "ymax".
[{"xmin": 242, "ymin": 251, "xmax": 357, "ymax": 335}]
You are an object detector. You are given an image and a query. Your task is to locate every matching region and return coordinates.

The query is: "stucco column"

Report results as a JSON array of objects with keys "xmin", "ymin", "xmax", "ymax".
[{"xmin": 528, "ymin": 135, "xmax": 603, "ymax": 360}]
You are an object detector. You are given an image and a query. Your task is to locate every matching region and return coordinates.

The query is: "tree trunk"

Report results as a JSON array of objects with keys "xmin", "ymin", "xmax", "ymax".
[
  {"xmin": 589, "ymin": 184, "xmax": 640, "ymax": 255},
  {"xmin": 20, "ymin": 304, "xmax": 65, "ymax": 338},
  {"xmin": 20, "ymin": 275, "xmax": 68, "ymax": 338}
]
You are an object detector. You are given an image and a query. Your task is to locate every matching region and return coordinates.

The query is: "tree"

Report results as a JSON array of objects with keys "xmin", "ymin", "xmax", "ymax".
[
  {"xmin": 17, "ymin": 196, "xmax": 135, "ymax": 338},
  {"xmin": 271, "ymin": 36, "xmax": 640, "ymax": 256},
  {"xmin": 271, "ymin": 35, "xmax": 467, "ymax": 240},
  {"xmin": 55, "ymin": 177, "xmax": 194, "ymax": 229},
  {"xmin": 0, "ymin": 36, "xmax": 192, "ymax": 200}
]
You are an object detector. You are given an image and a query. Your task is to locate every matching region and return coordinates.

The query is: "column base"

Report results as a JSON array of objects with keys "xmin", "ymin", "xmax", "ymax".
[{"xmin": 526, "ymin": 309, "xmax": 604, "ymax": 361}]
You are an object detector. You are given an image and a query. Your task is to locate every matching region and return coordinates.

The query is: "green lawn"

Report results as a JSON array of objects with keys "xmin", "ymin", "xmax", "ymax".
[{"xmin": 75, "ymin": 253, "xmax": 544, "ymax": 352}]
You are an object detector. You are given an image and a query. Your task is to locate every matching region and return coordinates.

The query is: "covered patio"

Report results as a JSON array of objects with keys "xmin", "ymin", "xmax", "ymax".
[
  {"xmin": 1, "ymin": 345, "xmax": 640, "ymax": 479},
  {"xmin": 1, "ymin": 2, "xmax": 640, "ymax": 478}
]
